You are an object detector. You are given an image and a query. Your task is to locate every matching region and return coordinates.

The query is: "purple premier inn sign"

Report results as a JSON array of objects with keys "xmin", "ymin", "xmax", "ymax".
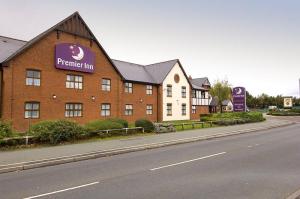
[
  {"xmin": 55, "ymin": 43, "xmax": 95, "ymax": 73},
  {"xmin": 232, "ymin": 87, "xmax": 246, "ymax": 112}
]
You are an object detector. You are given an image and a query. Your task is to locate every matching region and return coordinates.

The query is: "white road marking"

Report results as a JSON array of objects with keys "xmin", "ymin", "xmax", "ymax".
[
  {"xmin": 23, "ymin": 181, "xmax": 99, "ymax": 199},
  {"xmin": 150, "ymin": 152, "xmax": 226, "ymax": 171},
  {"xmin": 247, "ymin": 145, "xmax": 253, "ymax": 148}
]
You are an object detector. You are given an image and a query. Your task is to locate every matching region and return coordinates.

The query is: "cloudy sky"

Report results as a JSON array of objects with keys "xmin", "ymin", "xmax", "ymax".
[{"xmin": 1, "ymin": 0, "xmax": 299, "ymax": 97}]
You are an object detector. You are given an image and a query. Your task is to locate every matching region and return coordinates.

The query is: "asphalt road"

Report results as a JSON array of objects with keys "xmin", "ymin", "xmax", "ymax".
[{"xmin": 1, "ymin": 123, "xmax": 300, "ymax": 199}]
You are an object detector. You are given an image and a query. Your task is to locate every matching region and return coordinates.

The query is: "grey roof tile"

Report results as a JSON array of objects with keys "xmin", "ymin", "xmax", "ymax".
[
  {"xmin": 112, "ymin": 59, "xmax": 178, "ymax": 84},
  {"xmin": 0, "ymin": 36, "xmax": 26, "ymax": 63}
]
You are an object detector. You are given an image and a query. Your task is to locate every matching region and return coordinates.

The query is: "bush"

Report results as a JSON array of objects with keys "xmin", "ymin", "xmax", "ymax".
[
  {"xmin": 202, "ymin": 112, "xmax": 265, "ymax": 126},
  {"xmin": 85, "ymin": 120, "xmax": 123, "ymax": 136},
  {"xmin": 107, "ymin": 118, "xmax": 129, "ymax": 128},
  {"xmin": 29, "ymin": 120, "xmax": 86, "ymax": 145},
  {"xmin": 135, "ymin": 119, "xmax": 154, "ymax": 133},
  {"xmin": 0, "ymin": 121, "xmax": 13, "ymax": 139}
]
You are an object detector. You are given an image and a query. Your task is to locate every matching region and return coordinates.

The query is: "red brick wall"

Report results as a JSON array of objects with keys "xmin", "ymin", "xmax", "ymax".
[
  {"xmin": 119, "ymin": 82, "xmax": 158, "ymax": 123},
  {"xmin": 190, "ymin": 106, "xmax": 209, "ymax": 120},
  {"xmin": 2, "ymin": 31, "xmax": 122, "ymax": 131}
]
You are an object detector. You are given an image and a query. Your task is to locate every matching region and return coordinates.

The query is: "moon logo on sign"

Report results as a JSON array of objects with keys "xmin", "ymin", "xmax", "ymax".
[
  {"xmin": 236, "ymin": 88, "xmax": 242, "ymax": 95},
  {"xmin": 70, "ymin": 45, "xmax": 84, "ymax": 61}
]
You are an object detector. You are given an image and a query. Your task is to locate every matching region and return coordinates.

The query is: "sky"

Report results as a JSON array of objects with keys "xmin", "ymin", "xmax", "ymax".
[{"xmin": 0, "ymin": 0, "xmax": 300, "ymax": 97}]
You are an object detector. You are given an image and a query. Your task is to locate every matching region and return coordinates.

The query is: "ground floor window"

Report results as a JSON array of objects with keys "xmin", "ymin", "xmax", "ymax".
[
  {"xmin": 146, "ymin": 104, "xmax": 153, "ymax": 115},
  {"xmin": 101, "ymin": 103, "xmax": 111, "ymax": 116},
  {"xmin": 25, "ymin": 102, "xmax": 40, "ymax": 118},
  {"xmin": 167, "ymin": 103, "xmax": 172, "ymax": 116},
  {"xmin": 65, "ymin": 103, "xmax": 82, "ymax": 117},
  {"xmin": 192, "ymin": 105, "xmax": 196, "ymax": 114},
  {"xmin": 125, "ymin": 104, "xmax": 133, "ymax": 115},
  {"xmin": 182, "ymin": 103, "xmax": 187, "ymax": 116}
]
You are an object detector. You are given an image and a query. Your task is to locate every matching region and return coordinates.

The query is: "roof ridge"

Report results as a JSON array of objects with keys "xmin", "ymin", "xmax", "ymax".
[
  {"xmin": 192, "ymin": 77, "xmax": 208, "ymax": 80},
  {"xmin": 145, "ymin": 59, "xmax": 178, "ymax": 66},
  {"xmin": 112, "ymin": 59, "xmax": 144, "ymax": 67},
  {"xmin": 0, "ymin": 35, "xmax": 27, "ymax": 43}
]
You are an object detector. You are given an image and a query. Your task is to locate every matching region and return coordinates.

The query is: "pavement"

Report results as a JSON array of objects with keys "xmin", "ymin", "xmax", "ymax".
[
  {"xmin": 0, "ymin": 121, "xmax": 300, "ymax": 199},
  {"xmin": 0, "ymin": 115, "xmax": 295, "ymax": 174}
]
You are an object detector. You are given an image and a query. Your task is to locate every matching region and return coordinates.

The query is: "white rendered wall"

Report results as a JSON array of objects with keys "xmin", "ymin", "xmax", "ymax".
[{"xmin": 162, "ymin": 63, "xmax": 190, "ymax": 121}]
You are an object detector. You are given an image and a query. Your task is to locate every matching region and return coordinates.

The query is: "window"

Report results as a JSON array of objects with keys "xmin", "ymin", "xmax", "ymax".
[
  {"xmin": 167, "ymin": 85, "xmax": 172, "ymax": 97},
  {"xmin": 192, "ymin": 105, "xmax": 196, "ymax": 114},
  {"xmin": 102, "ymin": 79, "xmax": 111, "ymax": 91},
  {"xmin": 192, "ymin": 90, "xmax": 196, "ymax": 98},
  {"xmin": 167, "ymin": 103, "xmax": 172, "ymax": 116},
  {"xmin": 201, "ymin": 91, "xmax": 205, "ymax": 99},
  {"xmin": 182, "ymin": 103, "xmax": 187, "ymax": 116},
  {"xmin": 146, "ymin": 105, "xmax": 153, "ymax": 115},
  {"xmin": 146, "ymin": 85, "xmax": 153, "ymax": 95},
  {"xmin": 125, "ymin": 82, "xmax": 133, "ymax": 93},
  {"xmin": 66, "ymin": 75, "xmax": 83, "ymax": 89},
  {"xmin": 25, "ymin": 102, "xmax": 40, "ymax": 118},
  {"xmin": 26, "ymin": 70, "xmax": 40, "ymax": 86},
  {"xmin": 101, "ymin": 103, "xmax": 111, "ymax": 116},
  {"xmin": 125, "ymin": 104, "xmax": 133, "ymax": 115},
  {"xmin": 65, "ymin": 103, "xmax": 82, "ymax": 117},
  {"xmin": 182, "ymin": 86, "xmax": 186, "ymax": 98}
]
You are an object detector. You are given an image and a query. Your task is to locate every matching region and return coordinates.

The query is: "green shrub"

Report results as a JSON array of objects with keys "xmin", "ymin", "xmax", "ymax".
[
  {"xmin": 107, "ymin": 118, "xmax": 129, "ymax": 128},
  {"xmin": 29, "ymin": 120, "xmax": 86, "ymax": 145},
  {"xmin": 0, "ymin": 121, "xmax": 13, "ymax": 139},
  {"xmin": 202, "ymin": 112, "xmax": 265, "ymax": 126},
  {"xmin": 85, "ymin": 120, "xmax": 123, "ymax": 135},
  {"xmin": 135, "ymin": 119, "xmax": 154, "ymax": 133}
]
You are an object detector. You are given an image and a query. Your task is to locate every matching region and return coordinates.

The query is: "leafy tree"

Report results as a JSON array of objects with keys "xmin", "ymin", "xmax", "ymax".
[{"xmin": 210, "ymin": 80, "xmax": 232, "ymax": 112}]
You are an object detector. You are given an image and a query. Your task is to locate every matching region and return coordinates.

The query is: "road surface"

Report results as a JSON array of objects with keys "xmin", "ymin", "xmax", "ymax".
[{"xmin": 0, "ymin": 122, "xmax": 300, "ymax": 199}]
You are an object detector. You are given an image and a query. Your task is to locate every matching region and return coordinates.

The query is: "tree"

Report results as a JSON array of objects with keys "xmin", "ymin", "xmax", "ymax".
[{"xmin": 210, "ymin": 80, "xmax": 232, "ymax": 112}]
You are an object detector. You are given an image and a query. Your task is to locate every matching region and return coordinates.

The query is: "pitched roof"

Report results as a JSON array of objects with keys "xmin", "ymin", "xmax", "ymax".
[
  {"xmin": 0, "ymin": 12, "xmax": 124, "ymax": 78},
  {"xmin": 0, "ymin": 36, "xmax": 26, "ymax": 63},
  {"xmin": 191, "ymin": 77, "xmax": 210, "ymax": 90},
  {"xmin": 112, "ymin": 59, "xmax": 181, "ymax": 84},
  {"xmin": 210, "ymin": 96, "xmax": 218, "ymax": 106},
  {"xmin": 144, "ymin": 59, "xmax": 179, "ymax": 84},
  {"xmin": 222, "ymin": 99, "xmax": 232, "ymax": 106},
  {"xmin": 112, "ymin": 59, "xmax": 156, "ymax": 83}
]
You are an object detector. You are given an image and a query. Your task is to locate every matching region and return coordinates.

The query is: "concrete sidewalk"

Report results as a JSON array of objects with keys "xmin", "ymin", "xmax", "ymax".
[{"xmin": 0, "ymin": 116, "xmax": 294, "ymax": 173}]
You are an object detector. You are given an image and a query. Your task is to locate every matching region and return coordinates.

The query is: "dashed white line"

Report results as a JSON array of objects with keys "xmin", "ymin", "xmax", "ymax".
[
  {"xmin": 150, "ymin": 152, "xmax": 226, "ymax": 171},
  {"xmin": 23, "ymin": 181, "xmax": 99, "ymax": 199}
]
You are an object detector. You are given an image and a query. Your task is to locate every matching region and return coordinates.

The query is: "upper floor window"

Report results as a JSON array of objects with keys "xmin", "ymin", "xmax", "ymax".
[
  {"xmin": 146, "ymin": 85, "xmax": 153, "ymax": 95},
  {"xmin": 102, "ymin": 78, "xmax": 111, "ymax": 91},
  {"xmin": 125, "ymin": 104, "xmax": 133, "ymax": 115},
  {"xmin": 182, "ymin": 103, "xmax": 187, "ymax": 116},
  {"xmin": 26, "ymin": 70, "xmax": 40, "ymax": 86},
  {"xmin": 182, "ymin": 86, "xmax": 186, "ymax": 98},
  {"xmin": 192, "ymin": 90, "xmax": 196, "ymax": 98},
  {"xmin": 201, "ymin": 91, "xmax": 205, "ymax": 98},
  {"xmin": 146, "ymin": 104, "xmax": 153, "ymax": 115},
  {"xmin": 24, "ymin": 102, "xmax": 40, "ymax": 118},
  {"xmin": 125, "ymin": 82, "xmax": 133, "ymax": 93},
  {"xmin": 65, "ymin": 103, "xmax": 82, "ymax": 117},
  {"xmin": 167, "ymin": 103, "xmax": 172, "ymax": 116},
  {"xmin": 66, "ymin": 74, "xmax": 83, "ymax": 89},
  {"xmin": 101, "ymin": 103, "xmax": 111, "ymax": 116},
  {"xmin": 167, "ymin": 85, "xmax": 172, "ymax": 97}
]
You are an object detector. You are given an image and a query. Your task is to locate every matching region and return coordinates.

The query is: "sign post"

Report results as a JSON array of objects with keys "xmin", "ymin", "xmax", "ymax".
[{"xmin": 232, "ymin": 87, "xmax": 246, "ymax": 112}]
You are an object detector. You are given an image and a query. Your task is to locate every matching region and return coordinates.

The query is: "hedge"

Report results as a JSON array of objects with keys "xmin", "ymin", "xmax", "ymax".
[
  {"xmin": 29, "ymin": 120, "xmax": 86, "ymax": 145},
  {"xmin": 201, "ymin": 112, "xmax": 265, "ymax": 126},
  {"xmin": 107, "ymin": 118, "xmax": 129, "ymax": 128},
  {"xmin": 135, "ymin": 119, "xmax": 154, "ymax": 133},
  {"xmin": 85, "ymin": 120, "xmax": 124, "ymax": 137},
  {"xmin": 0, "ymin": 121, "xmax": 13, "ymax": 139}
]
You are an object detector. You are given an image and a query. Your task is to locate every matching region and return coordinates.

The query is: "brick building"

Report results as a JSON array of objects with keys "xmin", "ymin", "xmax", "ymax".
[{"xmin": 0, "ymin": 12, "xmax": 211, "ymax": 131}]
